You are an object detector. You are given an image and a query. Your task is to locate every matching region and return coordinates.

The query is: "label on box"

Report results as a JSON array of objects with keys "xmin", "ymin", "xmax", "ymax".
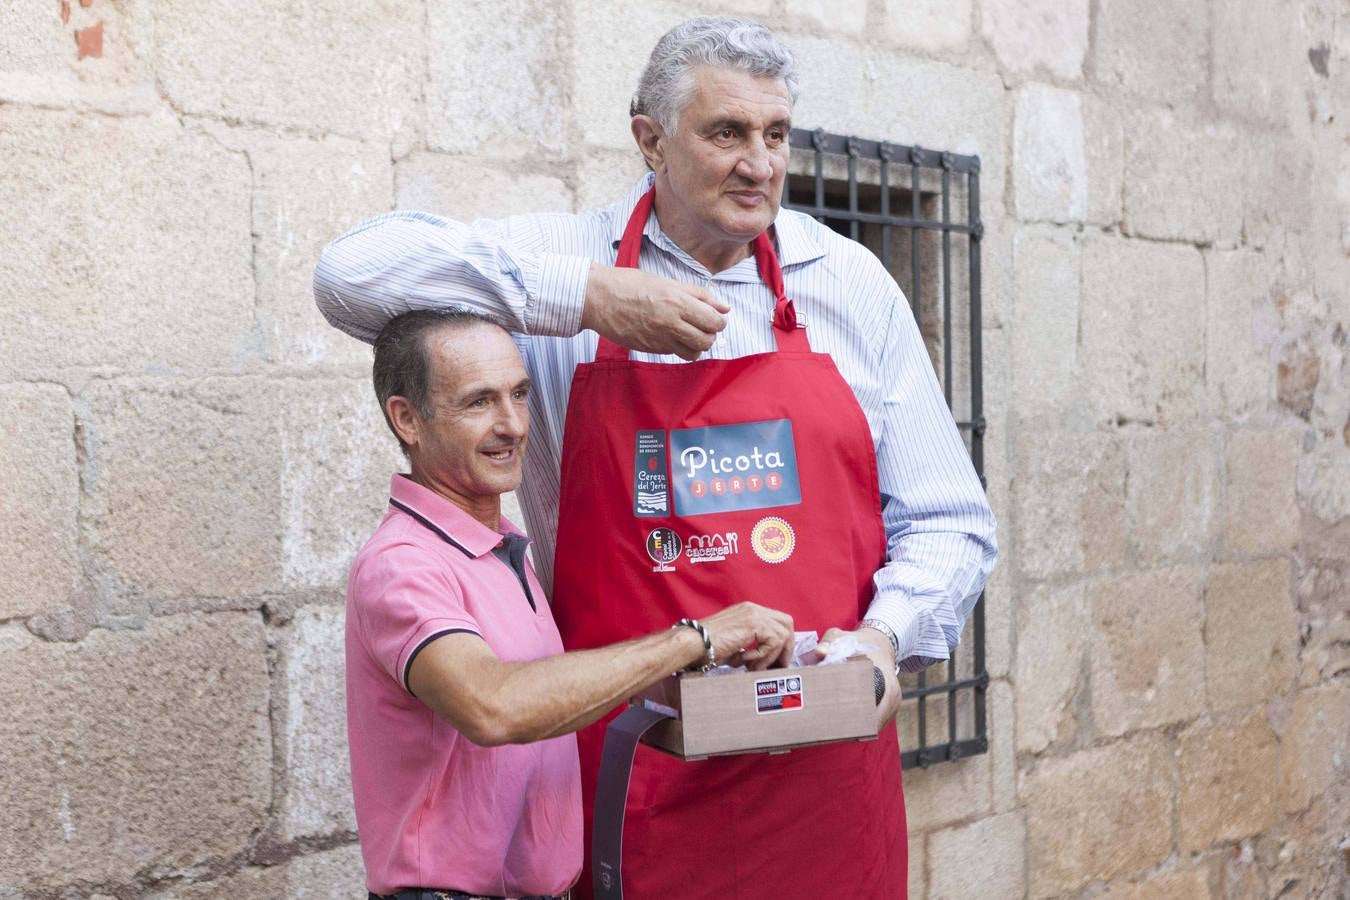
[{"xmin": 754, "ymin": 674, "xmax": 804, "ymax": 714}]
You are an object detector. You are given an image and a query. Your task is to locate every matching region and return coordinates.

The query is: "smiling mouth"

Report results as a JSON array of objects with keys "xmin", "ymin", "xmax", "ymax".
[{"xmin": 481, "ymin": 446, "xmax": 518, "ymax": 461}]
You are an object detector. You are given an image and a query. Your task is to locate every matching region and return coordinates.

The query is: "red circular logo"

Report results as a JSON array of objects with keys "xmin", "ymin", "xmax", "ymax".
[
  {"xmin": 690, "ymin": 480, "xmax": 707, "ymax": 497},
  {"xmin": 729, "ymin": 477, "xmax": 744, "ymax": 494},
  {"xmin": 711, "ymin": 478, "xmax": 726, "ymax": 495},
  {"xmin": 747, "ymin": 475, "xmax": 763, "ymax": 492},
  {"xmin": 766, "ymin": 473, "xmax": 783, "ymax": 490}
]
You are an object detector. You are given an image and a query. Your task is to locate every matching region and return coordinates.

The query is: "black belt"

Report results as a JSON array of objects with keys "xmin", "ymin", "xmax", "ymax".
[{"xmin": 371, "ymin": 891, "xmax": 569, "ymax": 900}]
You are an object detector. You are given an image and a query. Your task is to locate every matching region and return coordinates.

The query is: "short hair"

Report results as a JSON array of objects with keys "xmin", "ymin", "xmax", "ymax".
[
  {"xmin": 371, "ymin": 309, "xmax": 499, "ymax": 453},
  {"xmin": 630, "ymin": 16, "xmax": 799, "ymax": 134}
]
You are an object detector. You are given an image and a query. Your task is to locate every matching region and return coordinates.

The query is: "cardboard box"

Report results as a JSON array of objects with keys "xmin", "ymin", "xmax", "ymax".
[{"xmin": 631, "ymin": 655, "xmax": 878, "ymax": 760}]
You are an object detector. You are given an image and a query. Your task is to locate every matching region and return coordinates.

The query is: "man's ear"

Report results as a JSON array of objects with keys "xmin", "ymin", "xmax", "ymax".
[
  {"xmin": 386, "ymin": 396, "xmax": 421, "ymax": 450},
  {"xmin": 631, "ymin": 115, "xmax": 666, "ymax": 172}
]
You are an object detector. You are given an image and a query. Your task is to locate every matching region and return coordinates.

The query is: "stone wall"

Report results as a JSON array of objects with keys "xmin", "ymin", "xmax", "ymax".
[{"xmin": 1, "ymin": 0, "xmax": 1346, "ymax": 897}]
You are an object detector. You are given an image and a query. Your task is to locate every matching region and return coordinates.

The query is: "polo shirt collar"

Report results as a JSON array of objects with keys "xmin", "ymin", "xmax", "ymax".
[
  {"xmin": 607, "ymin": 173, "xmax": 828, "ymax": 279},
  {"xmin": 388, "ymin": 474, "xmax": 523, "ymax": 558}
]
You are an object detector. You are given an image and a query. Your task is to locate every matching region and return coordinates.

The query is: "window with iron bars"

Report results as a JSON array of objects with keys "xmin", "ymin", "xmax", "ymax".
[{"xmin": 783, "ymin": 128, "xmax": 988, "ymax": 769}]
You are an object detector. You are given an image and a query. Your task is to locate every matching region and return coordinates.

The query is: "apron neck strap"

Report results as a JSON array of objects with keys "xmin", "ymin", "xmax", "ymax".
[{"xmin": 596, "ymin": 188, "xmax": 808, "ymax": 361}]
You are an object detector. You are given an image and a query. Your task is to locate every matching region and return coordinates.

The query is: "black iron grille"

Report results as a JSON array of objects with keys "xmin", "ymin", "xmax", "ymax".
[{"xmin": 784, "ymin": 127, "xmax": 988, "ymax": 770}]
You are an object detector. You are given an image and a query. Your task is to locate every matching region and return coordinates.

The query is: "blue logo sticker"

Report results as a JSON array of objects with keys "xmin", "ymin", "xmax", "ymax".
[
  {"xmin": 633, "ymin": 430, "xmax": 669, "ymax": 517},
  {"xmin": 669, "ymin": 419, "xmax": 802, "ymax": 517}
]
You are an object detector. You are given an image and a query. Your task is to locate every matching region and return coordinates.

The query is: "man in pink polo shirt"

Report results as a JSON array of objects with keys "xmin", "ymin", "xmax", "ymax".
[{"xmin": 346, "ymin": 309, "xmax": 795, "ymax": 900}]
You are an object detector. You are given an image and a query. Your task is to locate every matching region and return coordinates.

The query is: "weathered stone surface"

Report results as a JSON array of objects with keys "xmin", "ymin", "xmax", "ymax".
[
  {"xmin": 902, "ymin": 749, "xmax": 992, "ymax": 832},
  {"xmin": 1011, "ymin": 227, "xmax": 1080, "ymax": 425},
  {"xmin": 929, "ymin": 811, "xmax": 1026, "ymax": 899},
  {"xmin": 1204, "ymin": 250, "xmax": 1281, "ymax": 421},
  {"xmin": 155, "ymin": 1, "xmax": 421, "ymax": 140},
  {"xmin": 396, "ymin": 153, "xmax": 574, "ymax": 221},
  {"xmin": 279, "ymin": 605, "xmax": 354, "ymax": 840},
  {"xmin": 1014, "ymin": 580, "xmax": 1089, "ymax": 754},
  {"xmin": 1080, "ymin": 236, "xmax": 1206, "ymax": 425},
  {"xmin": 1012, "ymin": 431, "xmax": 1126, "ymax": 579},
  {"xmin": 1082, "ymin": 95, "xmax": 1124, "ymax": 227},
  {"xmin": 1205, "ymin": 560, "xmax": 1296, "ymax": 713},
  {"xmin": 146, "ymin": 843, "xmax": 365, "ymax": 899},
  {"xmin": 0, "ymin": 614, "xmax": 270, "ymax": 888},
  {"xmin": 0, "ymin": 109, "xmax": 254, "ymax": 379},
  {"xmin": 1093, "ymin": 0, "xmax": 1208, "ymax": 101},
  {"xmin": 1013, "ymin": 85, "xmax": 1087, "ymax": 223},
  {"xmin": 1023, "ymin": 733, "xmax": 1173, "ymax": 897},
  {"xmin": 981, "ymin": 0, "xmax": 1089, "ymax": 80},
  {"xmin": 1223, "ymin": 430, "xmax": 1300, "ymax": 555},
  {"xmin": 1097, "ymin": 865, "xmax": 1213, "ymax": 900},
  {"xmin": 1123, "ymin": 109, "xmax": 1243, "ymax": 245},
  {"xmin": 241, "ymin": 132, "xmax": 394, "ymax": 369},
  {"xmin": 885, "ymin": 0, "xmax": 972, "ymax": 53},
  {"xmin": 987, "ymin": 679, "xmax": 1017, "ymax": 815},
  {"xmin": 1280, "ymin": 684, "xmax": 1350, "ymax": 815},
  {"xmin": 576, "ymin": 148, "xmax": 654, "ymax": 212},
  {"xmin": 1243, "ymin": 135, "xmax": 1316, "ymax": 249},
  {"xmin": 428, "ymin": 0, "xmax": 569, "ymax": 157},
  {"xmin": 1300, "ymin": 440, "xmax": 1350, "ymax": 524},
  {"xmin": 1125, "ymin": 430, "xmax": 1221, "ymax": 563},
  {"xmin": 0, "ymin": 385, "xmax": 82, "ymax": 621},
  {"xmin": 279, "ymin": 378, "xmax": 405, "ymax": 591},
  {"xmin": 1212, "ymin": 0, "xmax": 1311, "ymax": 129},
  {"xmin": 1178, "ymin": 713, "xmax": 1279, "ymax": 851},
  {"xmin": 85, "ymin": 378, "xmax": 282, "ymax": 604},
  {"xmin": 1091, "ymin": 566, "xmax": 1206, "ymax": 737},
  {"xmin": 785, "ymin": 0, "xmax": 868, "ymax": 36}
]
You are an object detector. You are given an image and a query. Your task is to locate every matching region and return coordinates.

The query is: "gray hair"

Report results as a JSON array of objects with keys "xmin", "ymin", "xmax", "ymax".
[
  {"xmin": 372, "ymin": 308, "xmax": 500, "ymax": 454},
  {"xmin": 630, "ymin": 16, "xmax": 799, "ymax": 134}
]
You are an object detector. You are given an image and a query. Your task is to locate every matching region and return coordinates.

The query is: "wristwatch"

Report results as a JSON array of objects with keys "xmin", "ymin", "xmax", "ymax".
[{"xmin": 859, "ymin": 618, "xmax": 901, "ymax": 676}]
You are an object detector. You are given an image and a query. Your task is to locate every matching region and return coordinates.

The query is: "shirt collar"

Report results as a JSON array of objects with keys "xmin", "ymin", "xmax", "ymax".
[
  {"xmin": 388, "ymin": 474, "xmax": 525, "ymax": 558},
  {"xmin": 606, "ymin": 173, "xmax": 828, "ymax": 278}
]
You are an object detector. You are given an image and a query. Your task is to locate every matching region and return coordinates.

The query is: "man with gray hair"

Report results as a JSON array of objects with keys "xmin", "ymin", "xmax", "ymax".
[{"xmin": 317, "ymin": 16, "xmax": 996, "ymax": 898}]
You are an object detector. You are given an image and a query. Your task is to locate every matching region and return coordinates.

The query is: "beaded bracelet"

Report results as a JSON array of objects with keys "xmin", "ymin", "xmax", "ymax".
[{"xmin": 672, "ymin": 617, "xmax": 716, "ymax": 672}]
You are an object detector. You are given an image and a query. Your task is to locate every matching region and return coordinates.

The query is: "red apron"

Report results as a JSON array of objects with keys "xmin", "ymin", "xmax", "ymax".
[{"xmin": 553, "ymin": 188, "xmax": 907, "ymax": 899}]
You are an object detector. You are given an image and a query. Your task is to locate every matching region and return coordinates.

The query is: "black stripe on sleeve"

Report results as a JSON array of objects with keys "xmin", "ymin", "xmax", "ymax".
[{"xmin": 403, "ymin": 628, "xmax": 481, "ymax": 695}]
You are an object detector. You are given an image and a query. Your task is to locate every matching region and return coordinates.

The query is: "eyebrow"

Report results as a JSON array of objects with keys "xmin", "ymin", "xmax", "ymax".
[
  {"xmin": 454, "ymin": 377, "xmax": 532, "ymax": 405},
  {"xmin": 706, "ymin": 116, "xmax": 792, "ymax": 132}
]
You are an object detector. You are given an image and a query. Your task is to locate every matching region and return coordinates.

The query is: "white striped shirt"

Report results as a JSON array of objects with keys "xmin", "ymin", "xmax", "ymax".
[{"xmin": 314, "ymin": 173, "xmax": 997, "ymax": 671}]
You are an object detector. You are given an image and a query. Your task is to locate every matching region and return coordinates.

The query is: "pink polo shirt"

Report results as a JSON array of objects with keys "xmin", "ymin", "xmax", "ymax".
[{"xmin": 345, "ymin": 475, "xmax": 582, "ymax": 896}]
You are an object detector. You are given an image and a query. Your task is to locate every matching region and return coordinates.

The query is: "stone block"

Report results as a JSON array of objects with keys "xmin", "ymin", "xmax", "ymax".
[
  {"xmin": 0, "ymin": 613, "xmax": 270, "ymax": 888},
  {"xmin": 428, "ymin": 0, "xmax": 570, "ymax": 157},
  {"xmin": 1204, "ymin": 250, "xmax": 1280, "ymax": 421},
  {"xmin": 1097, "ymin": 865, "xmax": 1213, "ymax": 900},
  {"xmin": 785, "ymin": 0, "xmax": 868, "ymax": 36},
  {"xmin": 1279, "ymin": 684, "xmax": 1350, "ymax": 815},
  {"xmin": 1080, "ymin": 235, "xmax": 1206, "ymax": 425},
  {"xmin": 1178, "ymin": 713, "xmax": 1279, "ymax": 851},
  {"xmin": 1212, "ymin": 0, "xmax": 1310, "ymax": 130},
  {"xmin": 1023, "ymin": 733, "xmax": 1173, "ymax": 897},
  {"xmin": 1125, "ymin": 430, "xmax": 1221, "ymax": 563},
  {"xmin": 396, "ymin": 154, "xmax": 575, "ymax": 222},
  {"xmin": 989, "ymin": 679, "xmax": 1016, "ymax": 814},
  {"xmin": 1122, "ymin": 109, "xmax": 1244, "ymax": 245},
  {"xmin": 1012, "ymin": 85, "xmax": 1087, "ymax": 223},
  {"xmin": 1090, "ymin": 566, "xmax": 1206, "ymax": 737},
  {"xmin": 885, "ymin": 0, "xmax": 973, "ymax": 53},
  {"xmin": 146, "ymin": 844, "xmax": 366, "ymax": 899},
  {"xmin": 1244, "ymin": 135, "xmax": 1316, "ymax": 252},
  {"xmin": 908, "ymin": 831, "xmax": 926, "ymax": 899},
  {"xmin": 1300, "ymin": 440, "xmax": 1350, "ymax": 524},
  {"xmin": 1010, "ymin": 227, "xmax": 1079, "ymax": 425},
  {"xmin": 1015, "ymin": 580, "xmax": 1089, "ymax": 753},
  {"xmin": 279, "ymin": 605, "xmax": 355, "ymax": 840},
  {"xmin": 240, "ymin": 132, "xmax": 394, "ymax": 369},
  {"xmin": 980, "ymin": 0, "xmax": 1089, "ymax": 81},
  {"xmin": 902, "ymin": 750, "xmax": 992, "ymax": 832},
  {"xmin": 1093, "ymin": 0, "xmax": 1207, "ymax": 102},
  {"xmin": 84, "ymin": 378, "xmax": 283, "ymax": 604},
  {"xmin": 1011, "ymin": 431, "xmax": 1126, "ymax": 580},
  {"xmin": 1082, "ymin": 95, "xmax": 1124, "ymax": 227},
  {"xmin": 576, "ymin": 148, "xmax": 654, "ymax": 213},
  {"xmin": 1205, "ymin": 560, "xmax": 1296, "ymax": 713},
  {"xmin": 0, "ymin": 385, "xmax": 82, "ymax": 621},
  {"xmin": 929, "ymin": 812, "xmax": 1026, "ymax": 899},
  {"xmin": 0, "ymin": 108, "xmax": 254, "ymax": 379},
  {"xmin": 279, "ymin": 378, "xmax": 406, "ymax": 591},
  {"xmin": 154, "ymin": 1, "xmax": 421, "ymax": 140},
  {"xmin": 1223, "ymin": 430, "xmax": 1300, "ymax": 555}
]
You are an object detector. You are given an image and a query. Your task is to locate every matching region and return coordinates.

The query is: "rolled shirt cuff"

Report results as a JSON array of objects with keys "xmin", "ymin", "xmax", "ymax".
[{"xmin": 861, "ymin": 593, "xmax": 943, "ymax": 673}]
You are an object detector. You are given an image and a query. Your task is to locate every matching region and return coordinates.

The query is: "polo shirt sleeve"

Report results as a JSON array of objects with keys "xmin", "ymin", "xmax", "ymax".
[{"xmin": 350, "ymin": 541, "xmax": 482, "ymax": 692}]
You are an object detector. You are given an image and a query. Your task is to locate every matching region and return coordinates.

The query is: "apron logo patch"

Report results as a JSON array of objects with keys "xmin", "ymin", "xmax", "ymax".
[
  {"xmin": 633, "ymin": 429, "xmax": 669, "ymax": 516},
  {"xmin": 684, "ymin": 531, "xmax": 739, "ymax": 564},
  {"xmin": 669, "ymin": 419, "xmax": 802, "ymax": 516},
  {"xmin": 645, "ymin": 527, "xmax": 682, "ymax": 572},
  {"xmin": 755, "ymin": 674, "xmax": 804, "ymax": 714},
  {"xmin": 750, "ymin": 516, "xmax": 796, "ymax": 564}
]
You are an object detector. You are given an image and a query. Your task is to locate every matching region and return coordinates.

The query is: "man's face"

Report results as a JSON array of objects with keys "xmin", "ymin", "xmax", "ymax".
[
  {"xmin": 655, "ymin": 65, "xmax": 792, "ymax": 256},
  {"xmin": 406, "ymin": 324, "xmax": 531, "ymax": 509}
]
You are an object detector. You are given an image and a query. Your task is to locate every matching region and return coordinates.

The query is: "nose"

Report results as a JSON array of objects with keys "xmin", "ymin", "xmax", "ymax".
[
  {"xmin": 496, "ymin": 400, "xmax": 528, "ymax": 441},
  {"xmin": 735, "ymin": 136, "xmax": 774, "ymax": 183}
]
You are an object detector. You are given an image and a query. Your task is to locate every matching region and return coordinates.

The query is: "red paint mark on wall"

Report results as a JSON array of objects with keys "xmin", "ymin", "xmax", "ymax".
[
  {"xmin": 75, "ymin": 20, "xmax": 103, "ymax": 59},
  {"xmin": 79, "ymin": 0, "xmax": 94, "ymax": 7},
  {"xmin": 60, "ymin": 0, "xmax": 70, "ymax": 24}
]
